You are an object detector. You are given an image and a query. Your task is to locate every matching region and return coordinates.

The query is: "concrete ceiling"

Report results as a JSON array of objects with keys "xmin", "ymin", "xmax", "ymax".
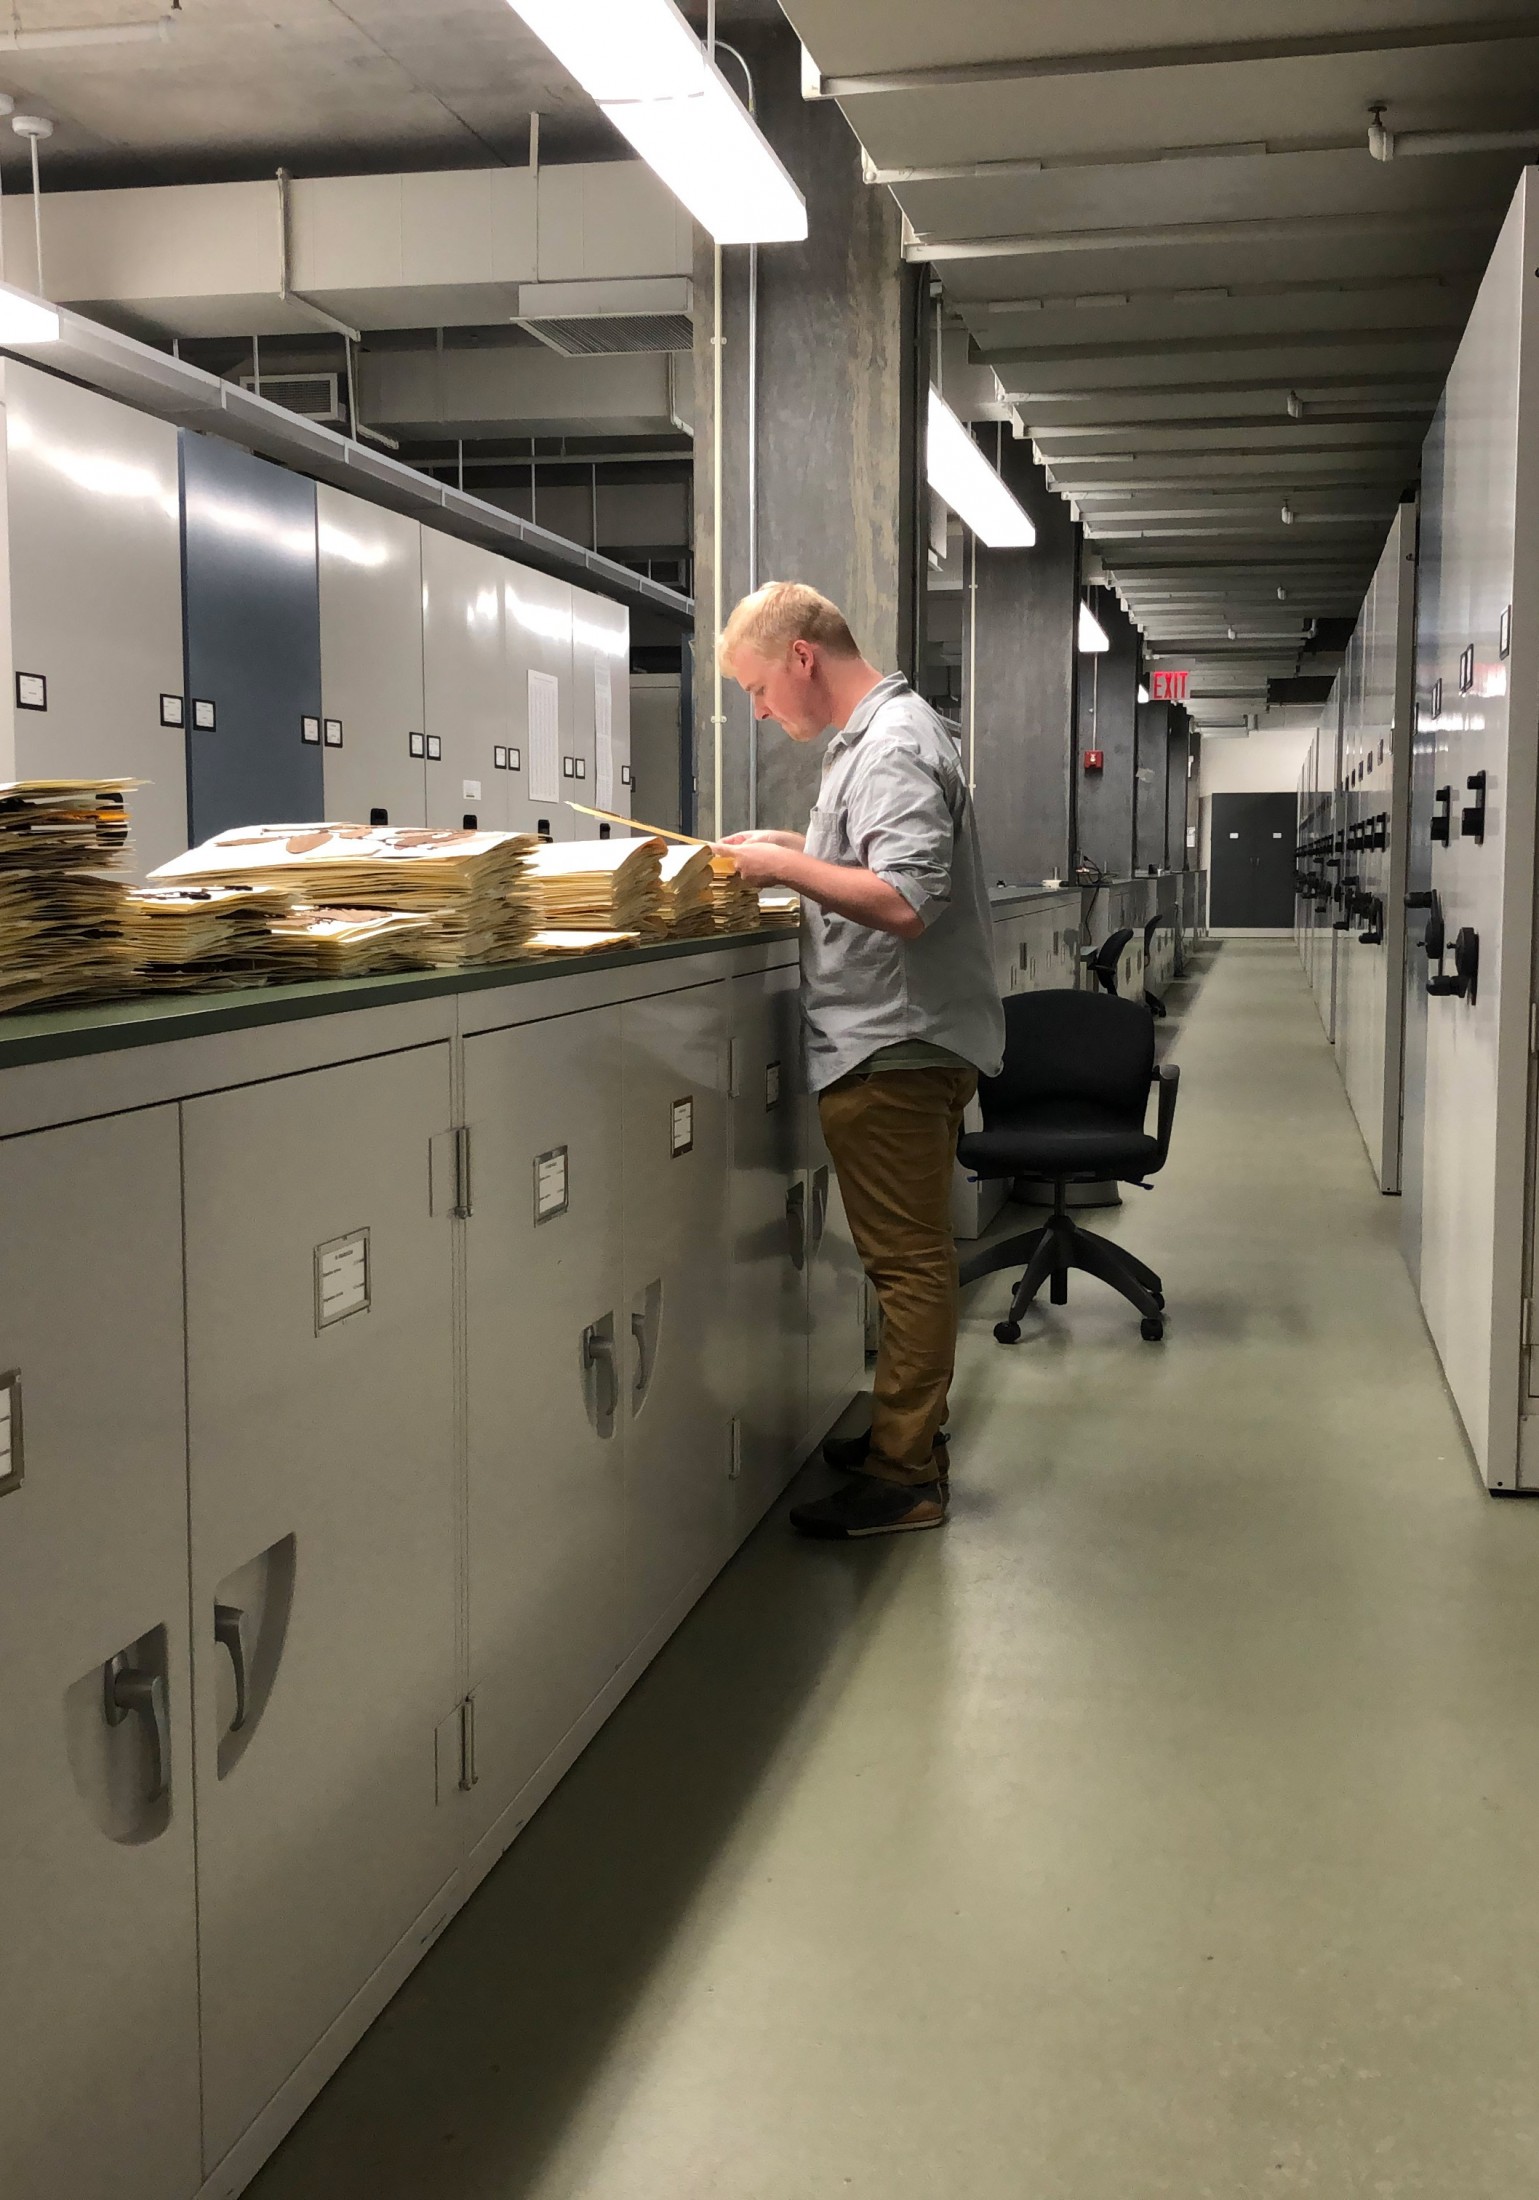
[{"xmin": 782, "ymin": 0, "xmax": 1539, "ymax": 732}]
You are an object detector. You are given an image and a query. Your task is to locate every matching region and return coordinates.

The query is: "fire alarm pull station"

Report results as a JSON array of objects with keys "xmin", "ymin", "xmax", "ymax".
[{"xmin": 1082, "ymin": 749, "xmax": 1105, "ymax": 773}]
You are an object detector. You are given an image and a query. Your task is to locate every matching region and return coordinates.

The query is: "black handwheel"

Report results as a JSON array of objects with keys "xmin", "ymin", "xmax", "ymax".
[
  {"xmin": 994, "ymin": 1321, "xmax": 1021, "ymax": 1345},
  {"xmin": 1140, "ymin": 1316, "xmax": 1164, "ymax": 1342}
]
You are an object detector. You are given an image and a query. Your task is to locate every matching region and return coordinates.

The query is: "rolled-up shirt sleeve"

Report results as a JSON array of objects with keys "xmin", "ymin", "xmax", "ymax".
[{"xmin": 843, "ymin": 739, "xmax": 958, "ymax": 927}]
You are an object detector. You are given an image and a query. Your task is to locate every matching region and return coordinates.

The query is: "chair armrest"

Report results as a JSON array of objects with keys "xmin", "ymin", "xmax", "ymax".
[{"xmin": 1150, "ymin": 1061, "xmax": 1180, "ymax": 1168}]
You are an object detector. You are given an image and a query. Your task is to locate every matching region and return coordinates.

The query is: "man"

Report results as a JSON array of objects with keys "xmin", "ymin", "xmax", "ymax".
[{"xmin": 717, "ymin": 581, "xmax": 1004, "ymax": 1539}]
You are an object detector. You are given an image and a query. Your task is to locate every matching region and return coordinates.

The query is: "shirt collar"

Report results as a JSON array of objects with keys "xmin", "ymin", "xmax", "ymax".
[{"xmin": 828, "ymin": 672, "xmax": 909, "ymax": 755}]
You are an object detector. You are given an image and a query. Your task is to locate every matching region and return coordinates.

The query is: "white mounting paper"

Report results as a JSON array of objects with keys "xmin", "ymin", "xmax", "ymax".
[
  {"xmin": 528, "ymin": 669, "xmax": 561, "ymax": 802},
  {"xmin": 595, "ymin": 664, "xmax": 615, "ymax": 811}
]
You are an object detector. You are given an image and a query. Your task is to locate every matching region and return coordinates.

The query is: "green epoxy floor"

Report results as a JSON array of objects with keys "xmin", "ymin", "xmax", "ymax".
[{"xmin": 250, "ymin": 940, "xmax": 1539, "ymax": 2199}]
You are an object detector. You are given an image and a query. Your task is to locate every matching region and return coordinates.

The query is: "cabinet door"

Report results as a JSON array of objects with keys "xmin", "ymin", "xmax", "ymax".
[
  {"xmin": 318, "ymin": 486, "xmax": 428, "ymax": 827},
  {"xmin": 462, "ymin": 1007, "xmax": 628, "ymax": 1834},
  {"xmin": 803, "ymin": 1091, "xmax": 867, "ymax": 1459},
  {"xmin": 182, "ymin": 432, "xmax": 324, "ymax": 843},
  {"xmin": 4, "ymin": 362, "xmax": 187, "ymax": 876},
  {"xmin": 422, "ymin": 530, "xmax": 510, "ymax": 831},
  {"xmin": 728, "ymin": 966, "xmax": 805, "ymax": 1524},
  {"xmin": 622, "ymin": 983, "xmax": 735, "ymax": 1641},
  {"xmin": 573, "ymin": 587, "xmax": 630, "ymax": 820},
  {"xmin": 505, "ymin": 565, "xmax": 574, "ymax": 839},
  {"xmin": 0, "ymin": 1110, "xmax": 201, "ymax": 2200},
  {"xmin": 182, "ymin": 1046, "xmax": 459, "ymax": 2169}
]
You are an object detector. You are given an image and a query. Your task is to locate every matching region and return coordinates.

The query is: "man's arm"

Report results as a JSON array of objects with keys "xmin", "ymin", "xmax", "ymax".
[
  {"xmin": 715, "ymin": 837, "xmax": 923, "ymax": 939},
  {"xmin": 718, "ymin": 828, "xmax": 805, "ymax": 852}
]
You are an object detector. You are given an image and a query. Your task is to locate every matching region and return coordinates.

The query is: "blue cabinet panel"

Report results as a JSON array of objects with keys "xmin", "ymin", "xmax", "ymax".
[{"xmin": 181, "ymin": 433, "xmax": 324, "ymax": 843}]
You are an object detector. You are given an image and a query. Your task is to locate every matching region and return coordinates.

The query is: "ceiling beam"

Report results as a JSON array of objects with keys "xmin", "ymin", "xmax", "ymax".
[
  {"xmin": 978, "ymin": 322, "xmax": 1461, "ymax": 367},
  {"xmin": 812, "ymin": 16, "xmax": 1539, "ymax": 96},
  {"xmin": 1006, "ymin": 369, "xmax": 1447, "ymax": 402},
  {"xmin": 906, "ymin": 206, "xmax": 1498, "ymax": 262}
]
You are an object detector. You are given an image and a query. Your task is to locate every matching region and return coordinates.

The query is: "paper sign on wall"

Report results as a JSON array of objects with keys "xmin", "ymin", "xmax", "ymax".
[
  {"xmin": 595, "ymin": 665, "xmax": 615, "ymax": 812},
  {"xmin": 528, "ymin": 669, "xmax": 561, "ymax": 803}
]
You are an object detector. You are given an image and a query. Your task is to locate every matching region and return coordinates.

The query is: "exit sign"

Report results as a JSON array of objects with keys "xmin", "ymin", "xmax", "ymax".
[{"xmin": 1150, "ymin": 669, "xmax": 1190, "ymax": 703}]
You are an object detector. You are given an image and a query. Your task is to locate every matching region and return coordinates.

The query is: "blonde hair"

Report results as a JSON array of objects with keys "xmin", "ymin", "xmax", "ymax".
[{"xmin": 718, "ymin": 581, "xmax": 862, "ymax": 670}]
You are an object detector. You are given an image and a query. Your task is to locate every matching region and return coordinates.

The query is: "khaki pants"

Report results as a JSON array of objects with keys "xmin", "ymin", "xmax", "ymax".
[{"xmin": 818, "ymin": 1064, "xmax": 978, "ymax": 1486}]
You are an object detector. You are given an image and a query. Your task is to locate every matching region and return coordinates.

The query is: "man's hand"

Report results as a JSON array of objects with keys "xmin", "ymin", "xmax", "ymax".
[
  {"xmin": 717, "ymin": 829, "xmax": 805, "ymax": 851},
  {"xmin": 716, "ymin": 836, "xmax": 790, "ymax": 888}
]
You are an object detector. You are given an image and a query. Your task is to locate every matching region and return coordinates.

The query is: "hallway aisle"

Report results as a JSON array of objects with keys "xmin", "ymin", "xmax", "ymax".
[{"xmin": 251, "ymin": 941, "xmax": 1539, "ymax": 2200}]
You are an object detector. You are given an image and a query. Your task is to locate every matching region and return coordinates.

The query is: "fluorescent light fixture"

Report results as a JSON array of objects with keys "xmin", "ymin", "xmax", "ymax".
[
  {"xmin": 1078, "ymin": 600, "xmax": 1110, "ymax": 654},
  {"xmin": 926, "ymin": 387, "xmax": 1036, "ymax": 548},
  {"xmin": 504, "ymin": 0, "xmax": 806, "ymax": 244},
  {"xmin": 1137, "ymin": 681, "xmax": 1150, "ymax": 703},
  {"xmin": 0, "ymin": 285, "xmax": 58, "ymax": 344}
]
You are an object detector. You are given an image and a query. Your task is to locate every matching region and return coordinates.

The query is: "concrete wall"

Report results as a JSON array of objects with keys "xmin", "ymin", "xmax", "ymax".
[
  {"xmin": 693, "ymin": 22, "xmax": 920, "ymax": 835},
  {"xmin": 968, "ymin": 433, "xmax": 1080, "ymax": 888},
  {"xmin": 1135, "ymin": 701, "xmax": 1171, "ymax": 871}
]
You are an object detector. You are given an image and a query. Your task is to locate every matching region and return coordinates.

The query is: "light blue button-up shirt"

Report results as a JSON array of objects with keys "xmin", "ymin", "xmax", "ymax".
[{"xmin": 800, "ymin": 674, "xmax": 1005, "ymax": 1092}]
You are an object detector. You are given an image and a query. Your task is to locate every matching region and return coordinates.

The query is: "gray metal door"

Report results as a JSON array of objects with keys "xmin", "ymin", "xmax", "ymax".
[
  {"xmin": 181, "ymin": 431, "xmax": 324, "ymax": 843},
  {"xmin": 728, "ymin": 964, "xmax": 806, "ymax": 1526},
  {"xmin": 622, "ymin": 981, "xmax": 736, "ymax": 1637},
  {"xmin": 0, "ymin": 1109, "xmax": 201, "ymax": 2200},
  {"xmin": 182, "ymin": 1045, "xmax": 459, "ymax": 2168},
  {"xmin": 3, "ymin": 362, "xmax": 188, "ymax": 876},
  {"xmin": 1209, "ymin": 793, "xmax": 1297, "ymax": 927},
  {"xmin": 462, "ymin": 1005, "xmax": 629, "ymax": 1837},
  {"xmin": 318, "ymin": 485, "xmax": 428, "ymax": 827}
]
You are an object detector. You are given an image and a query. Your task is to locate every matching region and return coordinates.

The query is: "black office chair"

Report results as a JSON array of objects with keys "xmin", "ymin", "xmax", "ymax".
[
  {"xmin": 1082, "ymin": 925, "xmax": 1134, "ymax": 996},
  {"xmin": 958, "ymin": 989, "xmax": 1180, "ymax": 1343},
  {"xmin": 1142, "ymin": 910, "xmax": 1169, "ymax": 1019}
]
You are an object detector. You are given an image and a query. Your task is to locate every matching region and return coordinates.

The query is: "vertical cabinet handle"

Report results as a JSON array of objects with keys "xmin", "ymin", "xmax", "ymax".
[
  {"xmin": 103, "ymin": 1654, "xmax": 171, "ymax": 1803},
  {"xmin": 810, "ymin": 1165, "xmax": 830, "ymax": 1258},
  {"xmin": 581, "ymin": 1319, "xmax": 618, "ymax": 1435},
  {"xmin": 631, "ymin": 1280, "xmax": 663, "ymax": 1411},
  {"xmin": 786, "ymin": 1178, "xmax": 807, "ymax": 1271},
  {"xmin": 215, "ymin": 1602, "xmax": 248, "ymax": 1732}
]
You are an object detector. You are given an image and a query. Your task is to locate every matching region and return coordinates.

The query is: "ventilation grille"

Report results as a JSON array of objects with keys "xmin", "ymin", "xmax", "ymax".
[
  {"xmin": 238, "ymin": 371, "xmax": 343, "ymax": 423},
  {"xmin": 520, "ymin": 314, "xmax": 693, "ymax": 356}
]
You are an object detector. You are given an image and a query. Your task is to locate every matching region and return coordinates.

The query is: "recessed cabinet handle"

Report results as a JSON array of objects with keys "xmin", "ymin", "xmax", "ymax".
[
  {"xmin": 214, "ymin": 1602, "xmax": 248, "ymax": 1732},
  {"xmin": 582, "ymin": 1320, "xmax": 618, "ymax": 1431},
  {"xmin": 810, "ymin": 1165, "xmax": 830, "ymax": 1258},
  {"xmin": 786, "ymin": 1179, "xmax": 807, "ymax": 1271},
  {"xmin": 103, "ymin": 1656, "xmax": 171, "ymax": 1804}
]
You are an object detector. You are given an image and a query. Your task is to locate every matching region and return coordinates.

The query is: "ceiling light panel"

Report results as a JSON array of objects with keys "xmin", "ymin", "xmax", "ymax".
[
  {"xmin": 505, "ymin": 0, "xmax": 807, "ymax": 244},
  {"xmin": 926, "ymin": 388, "xmax": 1036, "ymax": 548}
]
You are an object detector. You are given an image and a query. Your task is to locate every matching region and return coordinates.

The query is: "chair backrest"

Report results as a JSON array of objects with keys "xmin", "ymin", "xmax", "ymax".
[
  {"xmin": 1143, "ymin": 910, "xmax": 1165, "ymax": 949},
  {"xmin": 978, "ymin": 987, "xmax": 1156, "ymax": 1122},
  {"xmin": 1089, "ymin": 925, "xmax": 1133, "ymax": 975}
]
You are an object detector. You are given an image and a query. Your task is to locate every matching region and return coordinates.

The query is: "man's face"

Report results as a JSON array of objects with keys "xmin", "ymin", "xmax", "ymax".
[{"xmin": 729, "ymin": 639, "xmax": 828, "ymax": 743}]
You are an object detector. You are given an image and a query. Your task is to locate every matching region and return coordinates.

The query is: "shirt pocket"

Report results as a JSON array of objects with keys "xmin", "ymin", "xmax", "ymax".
[{"xmin": 804, "ymin": 801, "xmax": 850, "ymax": 862}]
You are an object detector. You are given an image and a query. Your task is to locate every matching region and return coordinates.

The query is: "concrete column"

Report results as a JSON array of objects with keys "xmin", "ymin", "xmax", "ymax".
[
  {"xmin": 1136, "ymin": 702, "xmax": 1172, "ymax": 871},
  {"xmin": 1075, "ymin": 585, "xmax": 1141, "ymax": 878},
  {"xmin": 1165, "ymin": 708, "xmax": 1194, "ymax": 871},
  {"xmin": 965, "ymin": 433, "xmax": 1080, "ymax": 887},
  {"xmin": 693, "ymin": 22, "xmax": 922, "ymax": 835}
]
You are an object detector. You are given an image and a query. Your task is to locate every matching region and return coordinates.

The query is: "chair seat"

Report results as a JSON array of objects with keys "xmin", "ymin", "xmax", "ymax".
[{"xmin": 958, "ymin": 1099, "xmax": 1160, "ymax": 1181}]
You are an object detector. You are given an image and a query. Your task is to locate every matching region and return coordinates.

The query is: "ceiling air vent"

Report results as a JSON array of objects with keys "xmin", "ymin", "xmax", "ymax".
[
  {"xmin": 237, "ymin": 371, "xmax": 343, "ymax": 424},
  {"xmin": 516, "ymin": 315, "xmax": 694, "ymax": 357}
]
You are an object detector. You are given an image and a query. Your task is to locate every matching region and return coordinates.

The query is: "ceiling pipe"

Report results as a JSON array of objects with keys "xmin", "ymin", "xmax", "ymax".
[
  {"xmin": 805, "ymin": 18, "xmax": 1539, "ymax": 98},
  {"xmin": 1368, "ymin": 102, "xmax": 1539, "ymax": 159},
  {"xmin": 0, "ymin": 9, "xmax": 176, "ymax": 49},
  {"xmin": 905, "ymin": 206, "xmax": 1495, "ymax": 262}
]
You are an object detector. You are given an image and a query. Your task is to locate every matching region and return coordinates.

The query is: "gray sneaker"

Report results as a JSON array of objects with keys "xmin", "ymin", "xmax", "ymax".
[
  {"xmin": 790, "ymin": 1476, "xmax": 948, "ymax": 1539},
  {"xmin": 822, "ymin": 1428, "xmax": 951, "ymax": 1497}
]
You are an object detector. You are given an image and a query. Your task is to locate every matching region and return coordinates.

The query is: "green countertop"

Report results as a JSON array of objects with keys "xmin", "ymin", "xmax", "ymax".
[{"xmin": 0, "ymin": 924, "xmax": 798, "ymax": 1071}]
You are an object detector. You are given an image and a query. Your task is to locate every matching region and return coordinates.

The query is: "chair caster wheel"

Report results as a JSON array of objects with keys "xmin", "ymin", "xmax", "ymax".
[
  {"xmin": 1140, "ymin": 1316, "xmax": 1164, "ymax": 1342},
  {"xmin": 994, "ymin": 1320, "xmax": 1021, "ymax": 1345}
]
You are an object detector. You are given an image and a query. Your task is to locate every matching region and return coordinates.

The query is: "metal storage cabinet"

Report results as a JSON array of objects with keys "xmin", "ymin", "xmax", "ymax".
[
  {"xmin": 181, "ymin": 432, "xmax": 325, "ymax": 843},
  {"xmin": 727, "ymin": 962, "xmax": 807, "ymax": 1523},
  {"xmin": 622, "ymin": 980, "xmax": 737, "ymax": 1634},
  {"xmin": 1410, "ymin": 172, "xmax": 1539, "ymax": 1490},
  {"xmin": 573, "ymin": 585, "xmax": 632, "ymax": 823},
  {"xmin": 0, "ymin": 1107, "xmax": 201, "ymax": 2200},
  {"xmin": 505, "ymin": 563, "xmax": 575, "ymax": 839},
  {"xmin": 1, "ymin": 361, "xmax": 187, "ymax": 876},
  {"xmin": 182, "ymin": 1046, "xmax": 460, "ymax": 2169},
  {"xmin": 422, "ymin": 528, "xmax": 510, "ymax": 832},
  {"xmin": 801, "ymin": 1089, "xmax": 868, "ymax": 1462},
  {"xmin": 461, "ymin": 1003, "xmax": 629, "ymax": 1835},
  {"xmin": 317, "ymin": 486, "xmax": 428, "ymax": 827}
]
